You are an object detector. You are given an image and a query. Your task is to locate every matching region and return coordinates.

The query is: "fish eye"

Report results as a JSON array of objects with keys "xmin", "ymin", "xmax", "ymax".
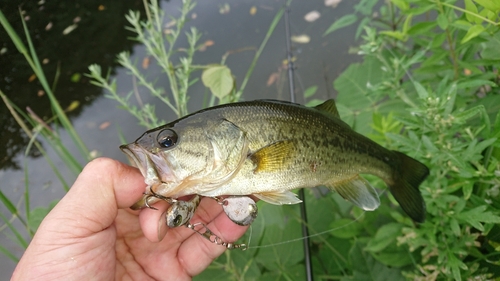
[
  {"xmin": 157, "ymin": 129, "xmax": 178, "ymax": 148},
  {"xmin": 173, "ymin": 215, "xmax": 183, "ymax": 227}
]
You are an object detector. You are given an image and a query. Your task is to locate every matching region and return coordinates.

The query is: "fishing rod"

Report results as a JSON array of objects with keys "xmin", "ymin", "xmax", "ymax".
[{"xmin": 284, "ymin": 4, "xmax": 314, "ymax": 281}]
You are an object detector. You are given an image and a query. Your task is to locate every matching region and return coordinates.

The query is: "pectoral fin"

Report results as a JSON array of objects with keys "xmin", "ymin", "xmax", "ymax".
[
  {"xmin": 254, "ymin": 190, "xmax": 302, "ymax": 205},
  {"xmin": 327, "ymin": 175, "xmax": 380, "ymax": 211},
  {"xmin": 250, "ymin": 140, "xmax": 295, "ymax": 173}
]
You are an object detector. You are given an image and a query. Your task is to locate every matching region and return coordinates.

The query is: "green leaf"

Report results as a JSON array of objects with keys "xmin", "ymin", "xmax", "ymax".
[
  {"xmin": 450, "ymin": 218, "xmax": 461, "ymax": 236},
  {"xmin": 194, "ymin": 267, "xmax": 234, "ymax": 280},
  {"xmin": 201, "ymin": 65, "xmax": 234, "ymax": 99},
  {"xmin": 390, "ymin": 0, "xmax": 409, "ymax": 11},
  {"xmin": 356, "ymin": 17, "xmax": 371, "ymax": 39},
  {"xmin": 408, "ymin": 3, "xmax": 435, "ymax": 15},
  {"xmin": 70, "ymin": 72, "xmax": 81, "ymax": 83},
  {"xmin": 413, "ymin": 81, "xmax": 429, "ymax": 99},
  {"xmin": 493, "ymin": 111, "xmax": 500, "ymax": 138},
  {"xmin": 480, "ymin": 8, "xmax": 498, "ymax": 21},
  {"xmin": 457, "ymin": 79, "xmax": 497, "ymax": 89},
  {"xmin": 482, "ymin": 32, "xmax": 500, "ymax": 60},
  {"xmin": 443, "ymin": 83, "xmax": 457, "ymax": 115},
  {"xmin": 350, "ymin": 242, "xmax": 405, "ymax": 281},
  {"xmin": 324, "ymin": 14, "xmax": 358, "ymax": 36},
  {"xmin": 474, "ymin": 138, "xmax": 497, "ymax": 154},
  {"xmin": 464, "ymin": 0, "xmax": 480, "ymax": 23},
  {"xmin": 456, "ymin": 206, "xmax": 500, "ymax": 231},
  {"xmin": 365, "ymin": 223, "xmax": 402, "ymax": 252},
  {"xmin": 422, "ymin": 135, "xmax": 438, "ymax": 152},
  {"xmin": 334, "ymin": 56, "xmax": 389, "ymax": 134},
  {"xmin": 379, "ymin": 30, "xmax": 407, "ymax": 41},
  {"xmin": 0, "ymin": 212, "xmax": 28, "ymax": 248},
  {"xmin": 0, "ymin": 244, "xmax": 19, "ymax": 263},
  {"xmin": 454, "ymin": 105, "xmax": 484, "ymax": 123},
  {"xmin": 371, "ymin": 249, "xmax": 413, "ymax": 268},
  {"xmin": 436, "ymin": 13, "xmax": 449, "ymax": 30},
  {"xmin": 305, "ymin": 98, "xmax": 325, "ymax": 107},
  {"xmin": 386, "ymin": 133, "xmax": 414, "ymax": 148},
  {"xmin": 253, "ymin": 204, "xmax": 304, "ymax": 271},
  {"xmin": 329, "ymin": 218, "xmax": 363, "ymax": 238},
  {"xmin": 407, "ymin": 22, "xmax": 437, "ymax": 35},
  {"xmin": 462, "ymin": 182, "xmax": 473, "ymax": 200},
  {"xmin": 0, "ymin": 190, "xmax": 17, "ymax": 215},
  {"xmin": 354, "ymin": 0, "xmax": 378, "ymax": 15},
  {"xmin": 402, "ymin": 15, "xmax": 412, "ymax": 34},
  {"xmin": 452, "ymin": 20, "xmax": 473, "ymax": 31},
  {"xmin": 473, "ymin": 0, "xmax": 500, "ymax": 12},
  {"xmin": 460, "ymin": 24, "xmax": 485, "ymax": 44},
  {"xmin": 447, "ymin": 252, "xmax": 467, "ymax": 281},
  {"xmin": 431, "ymin": 32, "xmax": 447, "ymax": 48},
  {"xmin": 28, "ymin": 202, "xmax": 57, "ymax": 232},
  {"xmin": 303, "ymin": 85, "xmax": 318, "ymax": 98}
]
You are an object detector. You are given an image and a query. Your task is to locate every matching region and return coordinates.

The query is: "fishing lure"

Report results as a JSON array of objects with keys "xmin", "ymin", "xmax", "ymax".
[{"xmin": 146, "ymin": 192, "xmax": 256, "ymax": 249}]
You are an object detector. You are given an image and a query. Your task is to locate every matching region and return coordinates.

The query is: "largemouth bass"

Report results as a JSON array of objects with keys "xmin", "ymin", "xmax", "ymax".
[{"xmin": 121, "ymin": 99, "xmax": 429, "ymax": 222}]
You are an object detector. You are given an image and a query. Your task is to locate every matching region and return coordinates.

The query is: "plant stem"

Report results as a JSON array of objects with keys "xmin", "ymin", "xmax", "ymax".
[
  {"xmin": 434, "ymin": 0, "xmax": 460, "ymax": 80},
  {"xmin": 234, "ymin": 0, "xmax": 289, "ymax": 101},
  {"xmin": 0, "ymin": 91, "xmax": 70, "ymax": 190},
  {"xmin": 437, "ymin": 1, "xmax": 499, "ymax": 26}
]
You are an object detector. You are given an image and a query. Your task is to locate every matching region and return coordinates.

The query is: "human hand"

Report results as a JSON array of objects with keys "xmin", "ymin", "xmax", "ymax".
[{"xmin": 11, "ymin": 158, "xmax": 248, "ymax": 280}]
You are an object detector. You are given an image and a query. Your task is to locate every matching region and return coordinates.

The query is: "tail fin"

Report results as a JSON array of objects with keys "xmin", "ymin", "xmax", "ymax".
[{"xmin": 389, "ymin": 151, "xmax": 429, "ymax": 223}]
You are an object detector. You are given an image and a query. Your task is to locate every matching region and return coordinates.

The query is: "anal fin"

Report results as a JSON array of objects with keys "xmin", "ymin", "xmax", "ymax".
[
  {"xmin": 254, "ymin": 190, "xmax": 302, "ymax": 205},
  {"xmin": 328, "ymin": 175, "xmax": 380, "ymax": 211}
]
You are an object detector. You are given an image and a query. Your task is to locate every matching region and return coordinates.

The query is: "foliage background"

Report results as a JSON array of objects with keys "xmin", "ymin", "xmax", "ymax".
[{"xmin": 1, "ymin": 0, "xmax": 500, "ymax": 280}]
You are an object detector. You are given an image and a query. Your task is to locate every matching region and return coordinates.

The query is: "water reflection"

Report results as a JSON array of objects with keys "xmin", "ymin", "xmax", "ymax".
[{"xmin": 0, "ymin": 0, "xmax": 147, "ymax": 170}]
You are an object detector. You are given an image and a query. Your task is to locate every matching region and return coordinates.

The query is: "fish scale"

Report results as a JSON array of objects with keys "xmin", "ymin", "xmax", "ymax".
[{"xmin": 121, "ymin": 99, "xmax": 429, "ymax": 222}]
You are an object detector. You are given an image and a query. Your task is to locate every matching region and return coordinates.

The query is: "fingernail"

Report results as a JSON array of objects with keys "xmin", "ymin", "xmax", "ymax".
[{"xmin": 157, "ymin": 211, "xmax": 168, "ymax": 241}]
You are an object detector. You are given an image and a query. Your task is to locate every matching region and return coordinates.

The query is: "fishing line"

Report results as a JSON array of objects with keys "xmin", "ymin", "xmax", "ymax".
[
  {"xmin": 244, "ymin": 225, "xmax": 253, "ymax": 249},
  {"xmin": 242, "ymin": 187, "xmax": 390, "ymax": 250},
  {"xmin": 245, "ymin": 208, "xmax": 367, "ymax": 250}
]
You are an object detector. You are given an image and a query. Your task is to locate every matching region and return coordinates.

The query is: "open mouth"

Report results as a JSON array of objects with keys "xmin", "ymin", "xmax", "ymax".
[
  {"xmin": 120, "ymin": 144, "xmax": 154, "ymax": 181},
  {"xmin": 120, "ymin": 143, "xmax": 176, "ymax": 187}
]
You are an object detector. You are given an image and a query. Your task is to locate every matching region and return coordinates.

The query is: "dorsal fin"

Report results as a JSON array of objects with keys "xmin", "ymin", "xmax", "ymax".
[{"xmin": 314, "ymin": 99, "xmax": 340, "ymax": 118}]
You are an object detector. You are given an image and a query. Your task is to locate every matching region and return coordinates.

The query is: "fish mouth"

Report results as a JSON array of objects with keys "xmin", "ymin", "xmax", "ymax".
[
  {"xmin": 120, "ymin": 143, "xmax": 162, "ymax": 186},
  {"xmin": 120, "ymin": 144, "xmax": 148, "ymax": 175}
]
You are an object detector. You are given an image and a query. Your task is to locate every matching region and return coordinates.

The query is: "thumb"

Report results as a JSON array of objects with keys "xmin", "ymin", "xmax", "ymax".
[{"xmin": 48, "ymin": 157, "xmax": 146, "ymax": 236}]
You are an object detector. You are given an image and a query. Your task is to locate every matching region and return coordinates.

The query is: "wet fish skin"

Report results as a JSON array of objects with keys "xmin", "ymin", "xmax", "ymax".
[{"xmin": 121, "ymin": 99, "xmax": 429, "ymax": 222}]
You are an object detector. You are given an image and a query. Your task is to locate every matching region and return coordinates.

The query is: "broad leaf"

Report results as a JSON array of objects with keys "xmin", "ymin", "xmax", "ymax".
[
  {"xmin": 473, "ymin": 0, "xmax": 500, "ymax": 12},
  {"xmin": 365, "ymin": 223, "xmax": 402, "ymax": 252},
  {"xmin": 324, "ymin": 14, "xmax": 358, "ymax": 36},
  {"xmin": 303, "ymin": 85, "xmax": 318, "ymax": 98},
  {"xmin": 461, "ymin": 24, "xmax": 485, "ymax": 44},
  {"xmin": 349, "ymin": 242, "xmax": 405, "ymax": 281},
  {"xmin": 334, "ymin": 57, "xmax": 389, "ymax": 134},
  {"xmin": 202, "ymin": 65, "xmax": 234, "ymax": 99}
]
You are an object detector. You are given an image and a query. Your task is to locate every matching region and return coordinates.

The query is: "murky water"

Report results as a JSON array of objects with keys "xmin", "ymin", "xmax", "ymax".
[{"xmin": 0, "ymin": 0, "xmax": 360, "ymax": 276}]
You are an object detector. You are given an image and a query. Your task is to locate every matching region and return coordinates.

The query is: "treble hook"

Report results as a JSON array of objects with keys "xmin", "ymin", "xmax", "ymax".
[
  {"xmin": 142, "ymin": 193, "xmax": 246, "ymax": 250},
  {"xmin": 144, "ymin": 185, "xmax": 177, "ymax": 209}
]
